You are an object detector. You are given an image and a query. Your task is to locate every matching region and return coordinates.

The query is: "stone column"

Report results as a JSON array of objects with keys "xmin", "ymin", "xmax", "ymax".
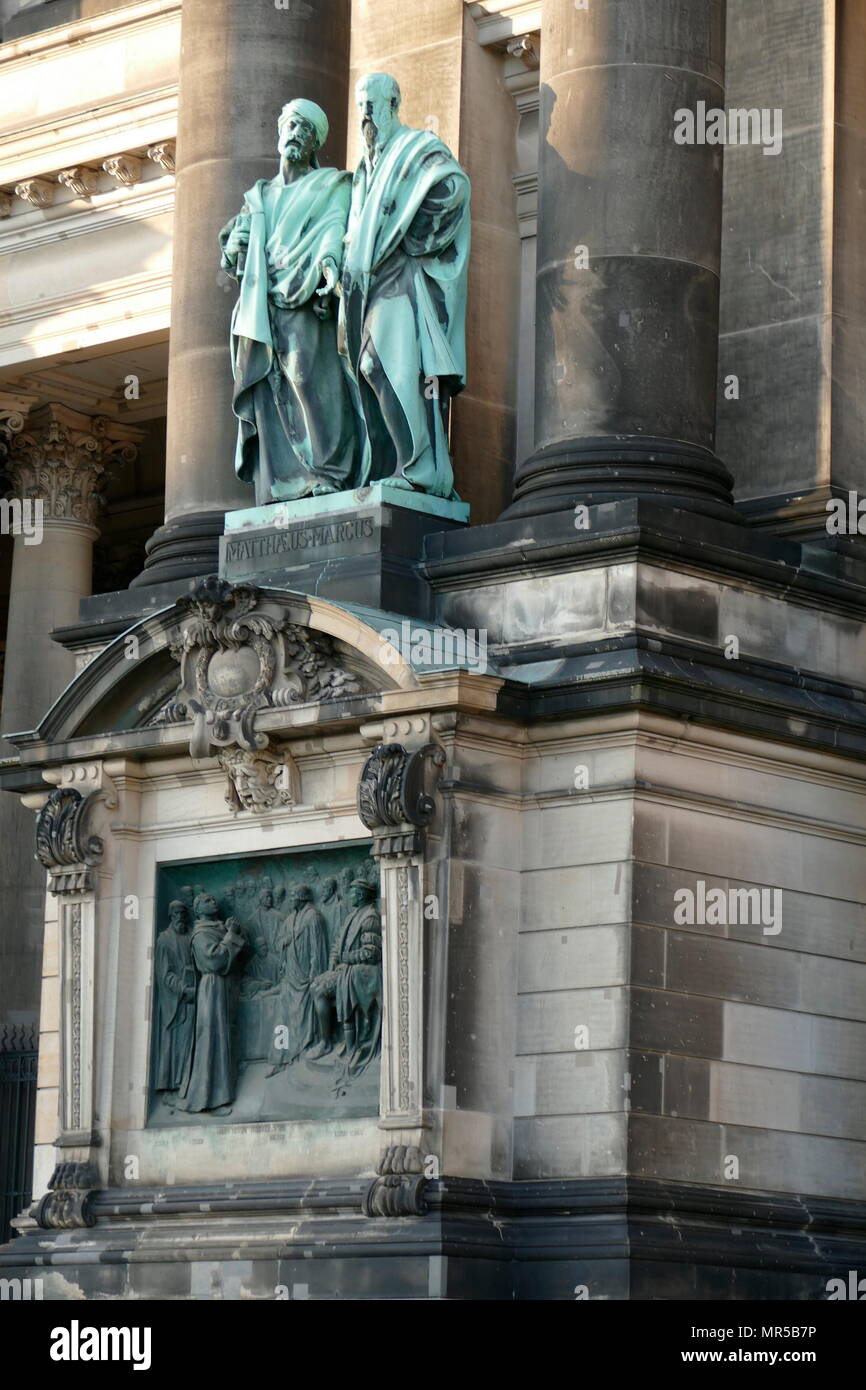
[
  {"xmin": 0, "ymin": 405, "xmax": 140, "ymax": 1039},
  {"xmin": 133, "ymin": 0, "xmax": 351, "ymax": 587},
  {"xmin": 1, "ymin": 405, "xmax": 141, "ymax": 732},
  {"xmin": 505, "ymin": 0, "xmax": 736, "ymax": 521}
]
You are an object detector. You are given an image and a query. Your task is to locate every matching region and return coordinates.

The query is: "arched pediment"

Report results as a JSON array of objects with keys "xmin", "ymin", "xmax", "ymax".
[{"xmin": 31, "ymin": 581, "xmax": 420, "ymax": 749}]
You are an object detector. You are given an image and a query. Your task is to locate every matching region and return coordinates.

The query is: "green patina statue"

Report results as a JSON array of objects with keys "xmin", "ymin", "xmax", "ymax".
[
  {"xmin": 340, "ymin": 73, "xmax": 471, "ymax": 500},
  {"xmin": 220, "ymin": 80, "xmax": 471, "ymax": 509},
  {"xmin": 219, "ymin": 99, "xmax": 357, "ymax": 504}
]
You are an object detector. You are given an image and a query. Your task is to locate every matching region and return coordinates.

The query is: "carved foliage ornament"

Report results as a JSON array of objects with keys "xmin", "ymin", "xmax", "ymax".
[
  {"xmin": 151, "ymin": 576, "xmax": 364, "ymax": 763},
  {"xmin": 35, "ymin": 788, "xmax": 103, "ymax": 895},
  {"xmin": 4, "ymin": 406, "xmax": 139, "ymax": 526}
]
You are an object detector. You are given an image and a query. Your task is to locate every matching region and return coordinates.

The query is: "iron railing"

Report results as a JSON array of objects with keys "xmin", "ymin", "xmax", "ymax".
[{"xmin": 0, "ymin": 1023, "xmax": 38, "ymax": 1245}]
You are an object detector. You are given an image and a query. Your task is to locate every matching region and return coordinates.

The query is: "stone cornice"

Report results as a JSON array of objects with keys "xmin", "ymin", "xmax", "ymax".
[
  {"xmin": 0, "ymin": 122, "xmax": 176, "ymax": 215},
  {"xmin": 0, "ymin": 91, "xmax": 177, "ymax": 189},
  {"xmin": 467, "ymin": 1, "xmax": 541, "ymax": 47},
  {"xmin": 0, "ymin": 269, "xmax": 172, "ymax": 368},
  {"xmin": 0, "ymin": 0, "xmax": 180, "ymax": 68}
]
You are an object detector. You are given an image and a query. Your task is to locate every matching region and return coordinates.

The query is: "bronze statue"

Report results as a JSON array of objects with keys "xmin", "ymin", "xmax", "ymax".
[
  {"xmin": 267, "ymin": 883, "xmax": 329, "ymax": 1074},
  {"xmin": 311, "ymin": 878, "xmax": 382, "ymax": 1075},
  {"xmin": 220, "ymin": 99, "xmax": 357, "ymax": 504},
  {"xmin": 176, "ymin": 893, "xmax": 246, "ymax": 1114},
  {"xmin": 153, "ymin": 900, "xmax": 195, "ymax": 1094}
]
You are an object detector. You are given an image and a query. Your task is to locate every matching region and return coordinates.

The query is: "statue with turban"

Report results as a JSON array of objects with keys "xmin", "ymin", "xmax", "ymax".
[{"xmin": 220, "ymin": 99, "xmax": 357, "ymax": 504}]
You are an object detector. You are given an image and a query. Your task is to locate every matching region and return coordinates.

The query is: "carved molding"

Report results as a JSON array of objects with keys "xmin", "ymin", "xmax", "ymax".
[
  {"xmin": 3, "ymin": 403, "xmax": 141, "ymax": 526},
  {"xmin": 14, "ymin": 177, "xmax": 54, "ymax": 207},
  {"xmin": 1, "ymin": 142, "xmax": 177, "ymax": 223},
  {"xmin": 102, "ymin": 153, "xmax": 142, "ymax": 187},
  {"xmin": 57, "ymin": 166, "xmax": 100, "ymax": 198},
  {"xmin": 57, "ymin": 897, "xmax": 98, "ymax": 1154},
  {"xmin": 35, "ymin": 787, "xmax": 103, "ymax": 895},
  {"xmin": 147, "ymin": 140, "xmax": 176, "ymax": 174},
  {"xmin": 150, "ymin": 576, "xmax": 365, "ymax": 760}
]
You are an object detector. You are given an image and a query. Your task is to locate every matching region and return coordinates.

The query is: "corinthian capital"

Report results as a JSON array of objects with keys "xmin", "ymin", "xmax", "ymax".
[
  {"xmin": 0, "ymin": 390, "xmax": 38, "ymax": 464},
  {"xmin": 3, "ymin": 404, "xmax": 143, "ymax": 527}
]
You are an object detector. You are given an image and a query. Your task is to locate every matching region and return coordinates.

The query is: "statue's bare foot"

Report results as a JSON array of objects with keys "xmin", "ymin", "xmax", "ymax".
[
  {"xmin": 311, "ymin": 483, "xmax": 337, "ymax": 497},
  {"xmin": 384, "ymin": 476, "xmax": 418, "ymax": 492},
  {"xmin": 210, "ymin": 1104, "xmax": 233, "ymax": 1116}
]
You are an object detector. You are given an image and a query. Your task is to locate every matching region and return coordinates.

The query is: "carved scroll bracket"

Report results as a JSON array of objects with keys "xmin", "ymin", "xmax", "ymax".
[
  {"xmin": 34, "ymin": 786, "xmax": 105, "ymax": 896},
  {"xmin": 357, "ymin": 739, "xmax": 446, "ymax": 858},
  {"xmin": 34, "ymin": 1161, "xmax": 100, "ymax": 1230},
  {"xmin": 362, "ymin": 1146, "xmax": 429, "ymax": 1218}
]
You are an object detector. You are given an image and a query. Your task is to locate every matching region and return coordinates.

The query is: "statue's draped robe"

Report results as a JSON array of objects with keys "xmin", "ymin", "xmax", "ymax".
[
  {"xmin": 177, "ymin": 920, "xmax": 244, "ymax": 1112},
  {"xmin": 154, "ymin": 927, "xmax": 194, "ymax": 1090},
  {"xmin": 220, "ymin": 168, "xmax": 356, "ymax": 504},
  {"xmin": 339, "ymin": 126, "xmax": 470, "ymax": 497},
  {"xmin": 329, "ymin": 903, "xmax": 383, "ymax": 1077},
  {"xmin": 271, "ymin": 902, "xmax": 329, "ymax": 1066}
]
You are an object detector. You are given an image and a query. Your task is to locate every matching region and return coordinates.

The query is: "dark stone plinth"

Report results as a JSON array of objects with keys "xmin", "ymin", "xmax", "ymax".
[
  {"xmin": 422, "ymin": 498, "xmax": 866, "ymax": 758},
  {"xmin": 219, "ymin": 501, "xmax": 466, "ymax": 620},
  {"xmin": 1, "ymin": 1177, "xmax": 863, "ymax": 1300}
]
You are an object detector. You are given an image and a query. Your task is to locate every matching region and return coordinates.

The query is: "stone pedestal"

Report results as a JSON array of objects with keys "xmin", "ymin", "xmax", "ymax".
[{"xmin": 220, "ymin": 485, "xmax": 469, "ymax": 619}]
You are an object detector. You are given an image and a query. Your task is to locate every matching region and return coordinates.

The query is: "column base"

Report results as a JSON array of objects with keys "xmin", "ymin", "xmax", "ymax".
[
  {"xmin": 503, "ymin": 436, "xmax": 739, "ymax": 524},
  {"xmin": 129, "ymin": 510, "xmax": 228, "ymax": 588}
]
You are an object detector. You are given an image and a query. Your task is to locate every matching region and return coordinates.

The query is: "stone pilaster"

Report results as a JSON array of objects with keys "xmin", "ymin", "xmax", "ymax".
[
  {"xmin": 133, "ymin": 0, "xmax": 351, "ymax": 586},
  {"xmin": 505, "ymin": 0, "xmax": 736, "ymax": 521},
  {"xmin": 26, "ymin": 766, "xmax": 120, "ymax": 1223},
  {"xmin": 357, "ymin": 731, "xmax": 445, "ymax": 1217}
]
